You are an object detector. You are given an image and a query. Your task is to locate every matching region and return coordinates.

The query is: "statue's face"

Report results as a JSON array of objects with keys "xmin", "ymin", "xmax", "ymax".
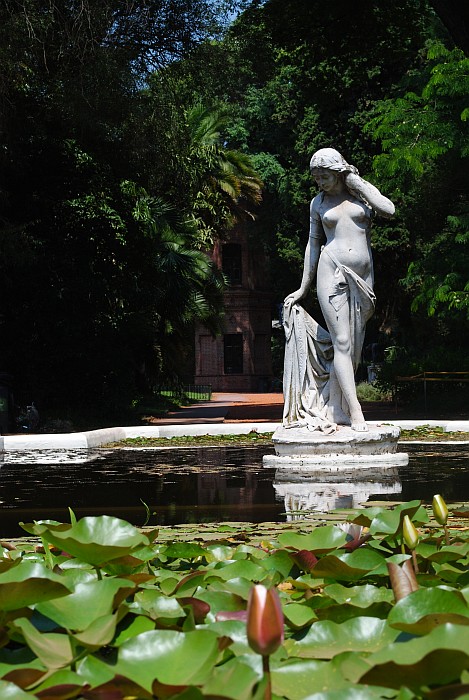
[{"xmin": 311, "ymin": 167, "xmax": 340, "ymax": 193}]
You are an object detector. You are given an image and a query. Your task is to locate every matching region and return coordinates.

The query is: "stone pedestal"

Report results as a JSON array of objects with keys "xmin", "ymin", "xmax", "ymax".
[{"xmin": 263, "ymin": 423, "xmax": 408, "ymax": 468}]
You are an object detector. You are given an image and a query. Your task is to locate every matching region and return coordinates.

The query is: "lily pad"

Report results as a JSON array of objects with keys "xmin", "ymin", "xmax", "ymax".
[
  {"xmin": 272, "ymin": 658, "xmax": 351, "ymax": 700},
  {"xmin": 424, "ymin": 543, "xmax": 469, "ymax": 564},
  {"xmin": 303, "ymin": 688, "xmax": 407, "ymax": 700},
  {"xmin": 387, "ymin": 587, "xmax": 469, "ymax": 634},
  {"xmin": 0, "ymin": 680, "xmax": 32, "ymax": 699},
  {"xmin": 164, "ymin": 542, "xmax": 208, "ymax": 559},
  {"xmin": 359, "ymin": 623, "xmax": 469, "ymax": 689},
  {"xmin": 352, "ymin": 502, "xmax": 425, "ymax": 534},
  {"xmin": 12, "ymin": 618, "xmax": 74, "ymax": 670},
  {"xmin": 72, "ymin": 612, "xmax": 119, "ymax": 648},
  {"xmin": 207, "ymin": 559, "xmax": 267, "ymax": 582},
  {"xmin": 28, "ymin": 668, "xmax": 85, "ymax": 694},
  {"xmin": 283, "ymin": 602, "xmax": 318, "ymax": 629},
  {"xmin": 278, "ymin": 526, "xmax": 348, "ymax": 553},
  {"xmin": 21, "ymin": 517, "xmax": 149, "ymax": 566},
  {"xmin": 116, "ymin": 629, "xmax": 220, "ymax": 691},
  {"xmin": 76, "ymin": 654, "xmax": 116, "ymax": 687},
  {"xmin": 36, "ymin": 577, "xmax": 132, "ymax": 630},
  {"xmin": 311, "ymin": 549, "xmax": 386, "ymax": 581},
  {"xmin": 0, "ymin": 562, "xmax": 71, "ymax": 612},
  {"xmin": 113, "ymin": 614, "xmax": 155, "ymax": 646},
  {"xmin": 202, "ymin": 655, "xmax": 262, "ymax": 700},
  {"xmin": 368, "ymin": 502, "xmax": 428, "ymax": 536},
  {"xmin": 133, "ymin": 589, "xmax": 185, "ymax": 620},
  {"xmin": 204, "ymin": 545, "xmax": 235, "ymax": 562},
  {"xmin": 286, "ymin": 617, "xmax": 399, "ymax": 659},
  {"xmin": 324, "ymin": 584, "xmax": 393, "ymax": 608}
]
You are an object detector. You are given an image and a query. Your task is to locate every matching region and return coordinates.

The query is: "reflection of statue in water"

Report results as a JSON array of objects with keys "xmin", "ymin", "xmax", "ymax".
[
  {"xmin": 274, "ymin": 465, "xmax": 402, "ymax": 520},
  {"xmin": 283, "ymin": 148, "xmax": 395, "ymax": 434}
]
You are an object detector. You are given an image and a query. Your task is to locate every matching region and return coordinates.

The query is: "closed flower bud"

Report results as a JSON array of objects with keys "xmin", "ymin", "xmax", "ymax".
[
  {"xmin": 387, "ymin": 559, "xmax": 419, "ymax": 601},
  {"xmin": 432, "ymin": 494, "xmax": 449, "ymax": 526},
  {"xmin": 403, "ymin": 515, "xmax": 419, "ymax": 550},
  {"xmin": 247, "ymin": 584, "xmax": 284, "ymax": 657}
]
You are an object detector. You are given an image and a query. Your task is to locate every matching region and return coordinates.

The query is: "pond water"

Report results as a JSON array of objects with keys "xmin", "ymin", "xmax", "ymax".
[{"xmin": 0, "ymin": 444, "xmax": 468, "ymax": 537}]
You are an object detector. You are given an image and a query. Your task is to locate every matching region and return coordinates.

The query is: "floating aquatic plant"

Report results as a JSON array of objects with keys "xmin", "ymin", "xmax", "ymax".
[{"xmin": 0, "ymin": 498, "xmax": 466, "ymax": 698}]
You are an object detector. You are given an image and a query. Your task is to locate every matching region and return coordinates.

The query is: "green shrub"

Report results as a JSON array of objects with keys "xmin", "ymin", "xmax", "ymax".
[{"xmin": 356, "ymin": 381, "xmax": 390, "ymax": 401}]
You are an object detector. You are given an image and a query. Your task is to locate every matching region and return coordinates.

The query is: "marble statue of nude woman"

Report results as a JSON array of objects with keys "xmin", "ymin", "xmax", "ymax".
[{"xmin": 283, "ymin": 148, "xmax": 395, "ymax": 434}]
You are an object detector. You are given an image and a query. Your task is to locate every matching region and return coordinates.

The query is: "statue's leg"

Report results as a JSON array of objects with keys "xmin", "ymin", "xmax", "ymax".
[
  {"xmin": 330, "ymin": 340, "xmax": 367, "ymax": 431},
  {"xmin": 318, "ymin": 272, "xmax": 367, "ymax": 432},
  {"xmin": 326, "ymin": 365, "xmax": 351, "ymax": 425}
]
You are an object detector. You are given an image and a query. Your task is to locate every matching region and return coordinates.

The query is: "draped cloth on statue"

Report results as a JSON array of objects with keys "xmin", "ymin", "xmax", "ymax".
[
  {"xmin": 282, "ymin": 302, "xmax": 335, "ymax": 433},
  {"xmin": 282, "ymin": 250, "xmax": 375, "ymax": 434}
]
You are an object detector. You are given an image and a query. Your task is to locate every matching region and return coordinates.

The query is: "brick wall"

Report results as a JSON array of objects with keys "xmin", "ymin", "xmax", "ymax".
[{"xmin": 195, "ymin": 226, "xmax": 273, "ymax": 392}]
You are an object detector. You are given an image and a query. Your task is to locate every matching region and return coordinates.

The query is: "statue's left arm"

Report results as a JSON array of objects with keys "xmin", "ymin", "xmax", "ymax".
[
  {"xmin": 284, "ymin": 198, "xmax": 323, "ymax": 306},
  {"xmin": 344, "ymin": 172, "xmax": 395, "ymax": 218}
]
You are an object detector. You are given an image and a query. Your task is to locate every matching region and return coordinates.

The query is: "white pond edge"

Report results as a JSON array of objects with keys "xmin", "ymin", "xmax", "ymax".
[{"xmin": 1, "ymin": 419, "xmax": 468, "ymax": 451}]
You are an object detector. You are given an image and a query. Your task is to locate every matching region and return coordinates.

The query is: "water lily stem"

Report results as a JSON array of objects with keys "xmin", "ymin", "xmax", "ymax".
[
  {"xmin": 444, "ymin": 524, "xmax": 450, "ymax": 546},
  {"xmin": 263, "ymin": 655, "xmax": 272, "ymax": 700},
  {"xmin": 411, "ymin": 549, "xmax": 419, "ymax": 574}
]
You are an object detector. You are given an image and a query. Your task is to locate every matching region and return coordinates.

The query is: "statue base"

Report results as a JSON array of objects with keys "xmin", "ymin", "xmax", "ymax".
[{"xmin": 263, "ymin": 423, "xmax": 408, "ymax": 468}]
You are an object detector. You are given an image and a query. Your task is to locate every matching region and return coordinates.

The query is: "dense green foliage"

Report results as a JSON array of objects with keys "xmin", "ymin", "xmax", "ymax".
[
  {"xmin": 0, "ymin": 0, "xmax": 256, "ymax": 416},
  {"xmin": 171, "ymin": 0, "xmax": 434, "ymax": 293},
  {"xmin": 0, "ymin": 0, "xmax": 468, "ymax": 419},
  {"xmin": 172, "ymin": 0, "xmax": 469, "ymax": 376},
  {"xmin": 1, "ymin": 502, "xmax": 469, "ymax": 698},
  {"xmin": 368, "ymin": 41, "xmax": 469, "ymax": 321}
]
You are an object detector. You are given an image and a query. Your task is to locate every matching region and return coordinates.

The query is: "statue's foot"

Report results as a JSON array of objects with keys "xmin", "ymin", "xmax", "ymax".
[
  {"xmin": 351, "ymin": 422, "xmax": 369, "ymax": 433},
  {"xmin": 327, "ymin": 406, "xmax": 351, "ymax": 426},
  {"xmin": 350, "ymin": 407, "xmax": 368, "ymax": 431}
]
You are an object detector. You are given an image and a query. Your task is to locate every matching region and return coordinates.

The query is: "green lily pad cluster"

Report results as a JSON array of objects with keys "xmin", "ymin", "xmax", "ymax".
[
  {"xmin": 399, "ymin": 425, "xmax": 469, "ymax": 441},
  {"xmin": 0, "ymin": 500, "xmax": 469, "ymax": 699},
  {"xmin": 105, "ymin": 431, "xmax": 275, "ymax": 448}
]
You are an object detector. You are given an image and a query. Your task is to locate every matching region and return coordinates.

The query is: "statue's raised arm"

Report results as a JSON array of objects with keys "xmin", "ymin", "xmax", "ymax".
[{"xmin": 343, "ymin": 171, "xmax": 395, "ymax": 218}]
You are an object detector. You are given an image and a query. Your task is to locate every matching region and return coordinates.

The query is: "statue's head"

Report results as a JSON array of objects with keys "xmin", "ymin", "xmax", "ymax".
[{"xmin": 310, "ymin": 148, "xmax": 352, "ymax": 173}]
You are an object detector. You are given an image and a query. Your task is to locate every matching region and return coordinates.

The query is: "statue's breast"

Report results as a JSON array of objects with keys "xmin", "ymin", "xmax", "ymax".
[{"xmin": 322, "ymin": 199, "xmax": 370, "ymax": 229}]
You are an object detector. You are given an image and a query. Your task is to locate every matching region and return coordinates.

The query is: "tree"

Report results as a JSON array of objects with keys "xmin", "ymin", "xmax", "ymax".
[
  {"xmin": 168, "ymin": 0, "xmax": 468, "ymax": 370},
  {"xmin": 176, "ymin": 0, "xmax": 436, "ymax": 312},
  {"xmin": 0, "ymin": 0, "xmax": 243, "ymax": 415},
  {"xmin": 429, "ymin": 0, "xmax": 469, "ymax": 55},
  {"xmin": 185, "ymin": 103, "xmax": 263, "ymax": 247},
  {"xmin": 367, "ymin": 42, "xmax": 469, "ymax": 321}
]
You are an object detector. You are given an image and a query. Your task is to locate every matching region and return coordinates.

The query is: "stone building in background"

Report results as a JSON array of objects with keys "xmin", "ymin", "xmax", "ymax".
[{"xmin": 194, "ymin": 227, "xmax": 273, "ymax": 391}]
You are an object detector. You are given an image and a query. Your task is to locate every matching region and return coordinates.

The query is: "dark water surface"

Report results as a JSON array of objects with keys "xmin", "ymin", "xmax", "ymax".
[{"xmin": 0, "ymin": 444, "xmax": 468, "ymax": 537}]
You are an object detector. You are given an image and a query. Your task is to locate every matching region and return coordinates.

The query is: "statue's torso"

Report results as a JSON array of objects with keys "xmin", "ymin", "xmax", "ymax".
[{"xmin": 316, "ymin": 196, "xmax": 373, "ymax": 283}]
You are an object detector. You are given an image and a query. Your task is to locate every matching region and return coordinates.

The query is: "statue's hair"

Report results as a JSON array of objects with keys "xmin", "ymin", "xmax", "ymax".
[{"xmin": 310, "ymin": 148, "xmax": 358, "ymax": 175}]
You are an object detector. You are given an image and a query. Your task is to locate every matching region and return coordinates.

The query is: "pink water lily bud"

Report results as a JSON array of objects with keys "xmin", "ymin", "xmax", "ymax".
[
  {"xmin": 432, "ymin": 494, "xmax": 449, "ymax": 526},
  {"xmin": 387, "ymin": 559, "xmax": 419, "ymax": 601},
  {"xmin": 247, "ymin": 584, "xmax": 284, "ymax": 657}
]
